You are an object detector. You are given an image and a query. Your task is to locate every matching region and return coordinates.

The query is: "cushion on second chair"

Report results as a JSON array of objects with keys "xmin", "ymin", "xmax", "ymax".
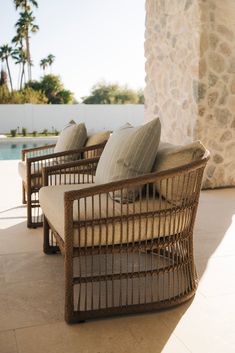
[
  {"xmin": 84, "ymin": 130, "xmax": 111, "ymax": 159},
  {"xmin": 152, "ymin": 140, "xmax": 206, "ymax": 203},
  {"xmin": 95, "ymin": 118, "xmax": 161, "ymax": 201},
  {"xmin": 54, "ymin": 122, "xmax": 87, "ymax": 154}
]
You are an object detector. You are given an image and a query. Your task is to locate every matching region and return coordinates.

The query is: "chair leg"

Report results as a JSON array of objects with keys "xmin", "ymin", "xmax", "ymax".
[
  {"xmin": 22, "ymin": 182, "xmax": 27, "ymax": 204},
  {"xmin": 64, "ymin": 252, "xmax": 75, "ymax": 323},
  {"xmin": 27, "ymin": 188, "xmax": 42, "ymax": 228},
  {"xmin": 43, "ymin": 217, "xmax": 60, "ymax": 254},
  {"xmin": 43, "ymin": 216, "xmax": 50, "ymax": 254},
  {"xmin": 27, "ymin": 188, "xmax": 33, "ymax": 228}
]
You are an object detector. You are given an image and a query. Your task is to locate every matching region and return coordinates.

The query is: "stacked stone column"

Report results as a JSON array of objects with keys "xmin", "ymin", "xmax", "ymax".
[{"xmin": 145, "ymin": 0, "xmax": 235, "ymax": 188}]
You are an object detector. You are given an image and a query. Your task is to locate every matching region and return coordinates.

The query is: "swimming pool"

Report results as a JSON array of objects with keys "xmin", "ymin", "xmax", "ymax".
[{"xmin": 0, "ymin": 138, "xmax": 57, "ymax": 160}]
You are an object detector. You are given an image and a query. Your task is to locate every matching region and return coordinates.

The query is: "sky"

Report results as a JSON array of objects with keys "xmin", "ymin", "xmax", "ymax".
[{"xmin": 0, "ymin": 0, "xmax": 145, "ymax": 101}]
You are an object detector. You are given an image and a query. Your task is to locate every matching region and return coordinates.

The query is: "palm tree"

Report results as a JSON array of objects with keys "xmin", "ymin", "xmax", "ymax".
[
  {"xmin": 40, "ymin": 58, "xmax": 48, "ymax": 75},
  {"xmin": 47, "ymin": 54, "xmax": 55, "ymax": 73},
  {"xmin": 12, "ymin": 29, "xmax": 26, "ymax": 88},
  {"xmin": 14, "ymin": 0, "xmax": 38, "ymax": 11},
  {"xmin": 14, "ymin": 0, "xmax": 39, "ymax": 81},
  {"xmin": 40, "ymin": 54, "xmax": 55, "ymax": 75},
  {"xmin": 0, "ymin": 69, "xmax": 8, "ymax": 86},
  {"xmin": 12, "ymin": 47, "xmax": 27, "ymax": 89},
  {"xmin": 15, "ymin": 11, "xmax": 39, "ymax": 81},
  {"xmin": 0, "ymin": 44, "xmax": 14, "ymax": 92}
]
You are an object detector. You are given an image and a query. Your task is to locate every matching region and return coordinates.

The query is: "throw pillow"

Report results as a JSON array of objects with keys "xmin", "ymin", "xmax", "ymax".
[
  {"xmin": 54, "ymin": 122, "xmax": 87, "ymax": 154},
  {"xmin": 152, "ymin": 140, "xmax": 206, "ymax": 203},
  {"xmin": 95, "ymin": 118, "xmax": 161, "ymax": 201},
  {"xmin": 84, "ymin": 130, "xmax": 111, "ymax": 159}
]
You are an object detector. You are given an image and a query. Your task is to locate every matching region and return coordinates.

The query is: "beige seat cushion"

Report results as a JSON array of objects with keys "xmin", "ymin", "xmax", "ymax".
[
  {"xmin": 95, "ymin": 118, "xmax": 161, "ymax": 201},
  {"xmin": 39, "ymin": 183, "xmax": 192, "ymax": 248},
  {"xmin": 152, "ymin": 141, "xmax": 206, "ymax": 203},
  {"xmin": 84, "ymin": 131, "xmax": 111, "ymax": 159},
  {"xmin": 54, "ymin": 122, "xmax": 87, "ymax": 154}
]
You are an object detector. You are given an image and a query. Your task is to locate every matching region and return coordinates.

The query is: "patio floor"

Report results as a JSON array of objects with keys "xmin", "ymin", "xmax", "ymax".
[{"xmin": 0, "ymin": 161, "xmax": 235, "ymax": 353}]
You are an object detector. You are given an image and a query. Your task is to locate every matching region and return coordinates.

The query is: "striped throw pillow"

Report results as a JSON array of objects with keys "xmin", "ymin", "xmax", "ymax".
[{"xmin": 95, "ymin": 118, "xmax": 161, "ymax": 201}]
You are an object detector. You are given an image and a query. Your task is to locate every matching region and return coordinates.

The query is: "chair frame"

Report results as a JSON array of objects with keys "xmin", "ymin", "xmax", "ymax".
[
  {"xmin": 41, "ymin": 152, "xmax": 209, "ymax": 323},
  {"xmin": 21, "ymin": 142, "xmax": 106, "ymax": 228}
]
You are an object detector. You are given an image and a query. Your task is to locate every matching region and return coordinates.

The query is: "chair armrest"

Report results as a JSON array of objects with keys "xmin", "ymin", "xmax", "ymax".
[
  {"xmin": 26, "ymin": 141, "xmax": 106, "ymax": 163},
  {"xmin": 42, "ymin": 157, "xmax": 100, "ymax": 186},
  {"xmin": 25, "ymin": 141, "xmax": 106, "ymax": 184},
  {"xmin": 22, "ymin": 144, "xmax": 56, "ymax": 161},
  {"xmin": 64, "ymin": 153, "xmax": 209, "ymax": 202}
]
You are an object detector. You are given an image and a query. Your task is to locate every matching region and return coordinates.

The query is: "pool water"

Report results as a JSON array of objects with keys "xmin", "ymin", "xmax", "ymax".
[{"xmin": 0, "ymin": 140, "xmax": 55, "ymax": 160}]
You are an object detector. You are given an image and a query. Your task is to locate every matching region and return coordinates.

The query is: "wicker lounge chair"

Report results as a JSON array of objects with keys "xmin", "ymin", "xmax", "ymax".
[
  {"xmin": 19, "ymin": 141, "xmax": 107, "ymax": 228},
  {"xmin": 39, "ymin": 148, "xmax": 209, "ymax": 323}
]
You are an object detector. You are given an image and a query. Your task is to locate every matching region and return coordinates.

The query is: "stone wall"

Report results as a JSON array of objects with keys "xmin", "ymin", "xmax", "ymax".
[
  {"xmin": 197, "ymin": 0, "xmax": 235, "ymax": 187},
  {"xmin": 145, "ymin": 0, "xmax": 235, "ymax": 188},
  {"xmin": 145, "ymin": 0, "xmax": 200, "ymax": 143}
]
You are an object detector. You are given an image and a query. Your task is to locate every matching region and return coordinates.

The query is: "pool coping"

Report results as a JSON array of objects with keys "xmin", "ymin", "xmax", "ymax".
[{"xmin": 0, "ymin": 136, "xmax": 58, "ymax": 143}]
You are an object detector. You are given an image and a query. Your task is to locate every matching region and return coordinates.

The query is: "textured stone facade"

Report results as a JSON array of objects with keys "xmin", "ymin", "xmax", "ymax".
[{"xmin": 145, "ymin": 0, "xmax": 235, "ymax": 188}]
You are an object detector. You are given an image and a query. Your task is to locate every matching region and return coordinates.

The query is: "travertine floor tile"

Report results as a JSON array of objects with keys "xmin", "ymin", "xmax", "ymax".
[
  {"xmin": 0, "ymin": 259, "xmax": 5, "ymax": 285},
  {"xmin": 204, "ymin": 294, "xmax": 235, "ymax": 348},
  {"xmin": 157, "ymin": 293, "xmax": 233, "ymax": 353},
  {"xmin": 197, "ymin": 256, "xmax": 235, "ymax": 297},
  {"xmin": 0, "ymin": 280, "xmax": 64, "ymax": 331},
  {"xmin": 0, "ymin": 161, "xmax": 22, "ymax": 213},
  {"xmin": 16, "ymin": 316, "xmax": 191, "ymax": 353},
  {"xmin": 127, "ymin": 314, "xmax": 191, "ymax": 353},
  {"xmin": 0, "ymin": 213, "xmax": 42, "ymax": 255},
  {"xmin": 1, "ymin": 252, "xmax": 64, "ymax": 283},
  {"xmin": 160, "ymin": 336, "xmax": 191, "ymax": 353},
  {"xmin": 0, "ymin": 330, "xmax": 18, "ymax": 353},
  {"xmin": 194, "ymin": 189, "xmax": 235, "ymax": 260}
]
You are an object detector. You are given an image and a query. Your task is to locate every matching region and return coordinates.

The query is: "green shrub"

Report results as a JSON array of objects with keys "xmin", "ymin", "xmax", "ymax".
[
  {"xmin": 54, "ymin": 129, "xmax": 59, "ymax": 136},
  {"xmin": 10, "ymin": 129, "xmax": 17, "ymax": 137},
  {"xmin": 22, "ymin": 127, "xmax": 27, "ymax": 136},
  {"xmin": 0, "ymin": 85, "xmax": 10, "ymax": 103},
  {"xmin": 0, "ymin": 87, "xmax": 48, "ymax": 104},
  {"xmin": 32, "ymin": 131, "xmax": 37, "ymax": 137},
  {"xmin": 27, "ymin": 75, "xmax": 75, "ymax": 104},
  {"xmin": 42, "ymin": 129, "xmax": 48, "ymax": 136},
  {"xmin": 18, "ymin": 88, "xmax": 48, "ymax": 104},
  {"xmin": 82, "ymin": 82, "xmax": 144, "ymax": 104}
]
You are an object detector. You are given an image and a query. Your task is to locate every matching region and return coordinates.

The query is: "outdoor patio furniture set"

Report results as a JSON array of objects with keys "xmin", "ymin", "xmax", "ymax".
[{"xmin": 18, "ymin": 119, "xmax": 209, "ymax": 324}]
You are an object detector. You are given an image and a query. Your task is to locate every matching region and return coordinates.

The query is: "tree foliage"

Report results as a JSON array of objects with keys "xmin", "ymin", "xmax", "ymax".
[
  {"xmin": 13, "ymin": 0, "xmax": 39, "ymax": 81},
  {"xmin": 0, "ymin": 44, "xmax": 14, "ymax": 92},
  {"xmin": 0, "ymin": 86, "xmax": 47, "ymax": 104},
  {"xmin": 27, "ymin": 74, "xmax": 75, "ymax": 104},
  {"xmin": 40, "ymin": 54, "xmax": 55, "ymax": 74},
  {"xmin": 0, "ymin": 1, "xmax": 74, "ymax": 103},
  {"xmin": 82, "ymin": 82, "xmax": 144, "ymax": 104},
  {"xmin": 12, "ymin": 46, "xmax": 27, "ymax": 89},
  {"xmin": 0, "ymin": 70, "xmax": 8, "ymax": 86}
]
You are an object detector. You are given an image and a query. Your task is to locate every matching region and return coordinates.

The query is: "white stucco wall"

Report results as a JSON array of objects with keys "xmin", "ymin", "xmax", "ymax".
[{"xmin": 0, "ymin": 104, "xmax": 144, "ymax": 134}]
